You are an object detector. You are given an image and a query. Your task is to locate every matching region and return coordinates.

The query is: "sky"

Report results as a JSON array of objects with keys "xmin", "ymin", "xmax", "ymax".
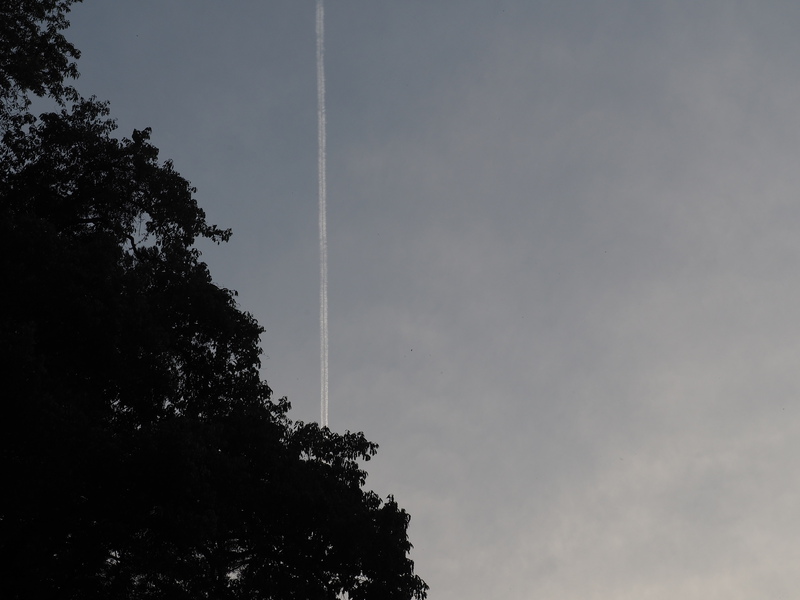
[{"xmin": 63, "ymin": 1, "xmax": 800, "ymax": 598}]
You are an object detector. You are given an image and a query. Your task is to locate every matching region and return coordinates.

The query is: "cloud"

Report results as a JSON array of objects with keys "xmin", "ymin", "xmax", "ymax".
[{"xmin": 68, "ymin": 2, "xmax": 800, "ymax": 597}]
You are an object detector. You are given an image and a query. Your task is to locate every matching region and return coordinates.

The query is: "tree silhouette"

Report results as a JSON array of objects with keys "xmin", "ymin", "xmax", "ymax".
[{"xmin": 0, "ymin": 3, "xmax": 427, "ymax": 598}]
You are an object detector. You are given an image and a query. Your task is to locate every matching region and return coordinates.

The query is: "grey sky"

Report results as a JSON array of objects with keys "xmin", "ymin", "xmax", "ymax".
[{"xmin": 67, "ymin": 1, "xmax": 800, "ymax": 598}]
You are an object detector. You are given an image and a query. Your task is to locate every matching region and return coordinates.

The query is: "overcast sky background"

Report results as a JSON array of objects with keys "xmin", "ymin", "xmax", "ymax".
[{"xmin": 63, "ymin": 1, "xmax": 800, "ymax": 598}]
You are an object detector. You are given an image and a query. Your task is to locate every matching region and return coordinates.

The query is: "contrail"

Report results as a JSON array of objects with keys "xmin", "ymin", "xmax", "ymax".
[{"xmin": 317, "ymin": 0, "xmax": 329, "ymax": 428}]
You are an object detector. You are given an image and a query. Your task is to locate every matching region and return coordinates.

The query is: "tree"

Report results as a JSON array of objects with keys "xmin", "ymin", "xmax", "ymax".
[
  {"xmin": 0, "ymin": 2, "xmax": 428, "ymax": 598},
  {"xmin": 0, "ymin": 0, "xmax": 81, "ymax": 123}
]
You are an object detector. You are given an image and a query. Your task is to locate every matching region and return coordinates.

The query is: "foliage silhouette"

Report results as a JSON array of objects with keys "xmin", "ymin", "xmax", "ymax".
[{"xmin": 0, "ymin": 2, "xmax": 428, "ymax": 599}]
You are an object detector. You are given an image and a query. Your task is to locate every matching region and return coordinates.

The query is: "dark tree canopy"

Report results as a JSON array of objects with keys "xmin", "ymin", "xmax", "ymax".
[
  {"xmin": 0, "ymin": 0, "xmax": 82, "ymax": 120},
  {"xmin": 0, "ymin": 3, "xmax": 428, "ymax": 599}
]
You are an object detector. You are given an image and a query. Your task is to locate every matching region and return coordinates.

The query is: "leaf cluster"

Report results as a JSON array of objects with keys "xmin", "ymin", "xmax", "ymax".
[{"xmin": 0, "ymin": 0, "xmax": 82, "ymax": 121}]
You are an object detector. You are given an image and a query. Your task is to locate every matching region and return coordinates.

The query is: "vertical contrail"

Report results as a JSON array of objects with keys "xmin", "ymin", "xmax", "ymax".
[{"xmin": 317, "ymin": 0, "xmax": 329, "ymax": 427}]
